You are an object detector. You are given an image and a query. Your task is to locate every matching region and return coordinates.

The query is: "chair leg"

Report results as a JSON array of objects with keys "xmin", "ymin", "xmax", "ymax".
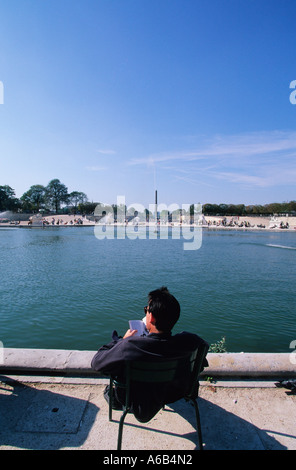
[
  {"xmin": 109, "ymin": 380, "xmax": 113, "ymax": 421},
  {"xmin": 117, "ymin": 408, "xmax": 129, "ymax": 450},
  {"xmin": 190, "ymin": 399, "xmax": 203, "ymax": 450}
]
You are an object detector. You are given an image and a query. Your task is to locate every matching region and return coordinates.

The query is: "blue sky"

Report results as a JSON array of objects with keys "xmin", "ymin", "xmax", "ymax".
[{"xmin": 0, "ymin": 0, "xmax": 296, "ymax": 209}]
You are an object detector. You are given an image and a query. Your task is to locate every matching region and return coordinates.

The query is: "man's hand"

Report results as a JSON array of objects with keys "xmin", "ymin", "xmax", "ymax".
[{"xmin": 123, "ymin": 329, "xmax": 137, "ymax": 339}]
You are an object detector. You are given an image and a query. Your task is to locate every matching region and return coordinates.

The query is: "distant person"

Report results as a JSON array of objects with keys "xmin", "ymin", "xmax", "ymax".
[{"xmin": 91, "ymin": 286, "xmax": 208, "ymax": 422}]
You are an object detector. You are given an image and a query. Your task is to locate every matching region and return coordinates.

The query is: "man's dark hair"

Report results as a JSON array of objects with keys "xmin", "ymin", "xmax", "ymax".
[{"xmin": 148, "ymin": 286, "xmax": 180, "ymax": 332}]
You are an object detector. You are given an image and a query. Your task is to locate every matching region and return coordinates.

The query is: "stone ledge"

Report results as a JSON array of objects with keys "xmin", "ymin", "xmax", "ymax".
[
  {"xmin": 0, "ymin": 349, "xmax": 95, "ymax": 376},
  {"xmin": 206, "ymin": 352, "xmax": 295, "ymax": 377},
  {"xmin": 0, "ymin": 348, "xmax": 295, "ymax": 378}
]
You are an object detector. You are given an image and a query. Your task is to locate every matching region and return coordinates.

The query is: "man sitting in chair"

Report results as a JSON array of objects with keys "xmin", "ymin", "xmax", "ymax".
[{"xmin": 91, "ymin": 286, "xmax": 208, "ymax": 423}]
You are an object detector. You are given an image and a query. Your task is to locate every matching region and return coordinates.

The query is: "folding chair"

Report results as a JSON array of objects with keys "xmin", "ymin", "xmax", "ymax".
[{"xmin": 108, "ymin": 341, "xmax": 208, "ymax": 450}]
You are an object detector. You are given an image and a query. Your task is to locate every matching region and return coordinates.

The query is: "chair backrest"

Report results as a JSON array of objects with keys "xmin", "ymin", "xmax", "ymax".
[
  {"xmin": 185, "ymin": 341, "xmax": 209, "ymax": 399},
  {"xmin": 124, "ymin": 340, "xmax": 209, "ymax": 400},
  {"xmin": 127, "ymin": 356, "xmax": 189, "ymax": 383}
]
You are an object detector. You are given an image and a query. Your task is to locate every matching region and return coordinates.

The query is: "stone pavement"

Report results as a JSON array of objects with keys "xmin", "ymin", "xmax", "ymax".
[{"xmin": 0, "ymin": 375, "xmax": 295, "ymax": 451}]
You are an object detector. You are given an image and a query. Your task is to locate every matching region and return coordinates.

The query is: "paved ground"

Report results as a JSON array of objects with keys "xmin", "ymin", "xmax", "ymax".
[{"xmin": 0, "ymin": 376, "xmax": 295, "ymax": 451}]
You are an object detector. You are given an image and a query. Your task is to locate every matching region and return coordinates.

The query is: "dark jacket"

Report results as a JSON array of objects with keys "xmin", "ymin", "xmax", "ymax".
[{"xmin": 91, "ymin": 331, "xmax": 208, "ymax": 422}]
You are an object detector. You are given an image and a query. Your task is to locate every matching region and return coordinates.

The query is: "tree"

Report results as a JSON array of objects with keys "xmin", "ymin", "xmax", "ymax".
[
  {"xmin": 265, "ymin": 202, "xmax": 284, "ymax": 215},
  {"xmin": 226, "ymin": 204, "xmax": 246, "ymax": 216},
  {"xmin": 46, "ymin": 179, "xmax": 69, "ymax": 213},
  {"xmin": 21, "ymin": 185, "xmax": 47, "ymax": 212},
  {"xmin": 68, "ymin": 191, "xmax": 88, "ymax": 213},
  {"xmin": 287, "ymin": 201, "xmax": 296, "ymax": 213},
  {"xmin": 218, "ymin": 204, "xmax": 228, "ymax": 216},
  {"xmin": 203, "ymin": 203, "xmax": 220, "ymax": 215},
  {"xmin": 0, "ymin": 185, "xmax": 20, "ymax": 211},
  {"xmin": 77, "ymin": 201, "xmax": 100, "ymax": 214}
]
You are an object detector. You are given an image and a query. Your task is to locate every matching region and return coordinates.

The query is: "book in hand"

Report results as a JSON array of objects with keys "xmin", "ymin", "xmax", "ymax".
[{"xmin": 129, "ymin": 320, "xmax": 148, "ymax": 337}]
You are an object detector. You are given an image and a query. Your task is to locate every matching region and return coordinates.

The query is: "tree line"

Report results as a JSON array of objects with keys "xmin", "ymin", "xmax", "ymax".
[
  {"xmin": 203, "ymin": 202, "xmax": 296, "ymax": 216},
  {"xmin": 0, "ymin": 179, "xmax": 87, "ymax": 214},
  {"xmin": 0, "ymin": 179, "xmax": 295, "ymax": 216}
]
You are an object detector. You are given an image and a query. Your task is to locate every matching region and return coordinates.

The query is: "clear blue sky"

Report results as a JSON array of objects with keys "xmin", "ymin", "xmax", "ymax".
[{"xmin": 0, "ymin": 0, "xmax": 296, "ymax": 208}]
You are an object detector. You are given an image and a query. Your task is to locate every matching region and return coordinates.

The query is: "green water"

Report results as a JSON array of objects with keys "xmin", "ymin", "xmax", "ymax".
[{"xmin": 0, "ymin": 226, "xmax": 295, "ymax": 352}]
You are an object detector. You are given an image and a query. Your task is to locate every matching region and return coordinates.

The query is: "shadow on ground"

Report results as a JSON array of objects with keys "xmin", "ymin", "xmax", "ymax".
[{"xmin": 0, "ymin": 376, "xmax": 99, "ymax": 450}]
